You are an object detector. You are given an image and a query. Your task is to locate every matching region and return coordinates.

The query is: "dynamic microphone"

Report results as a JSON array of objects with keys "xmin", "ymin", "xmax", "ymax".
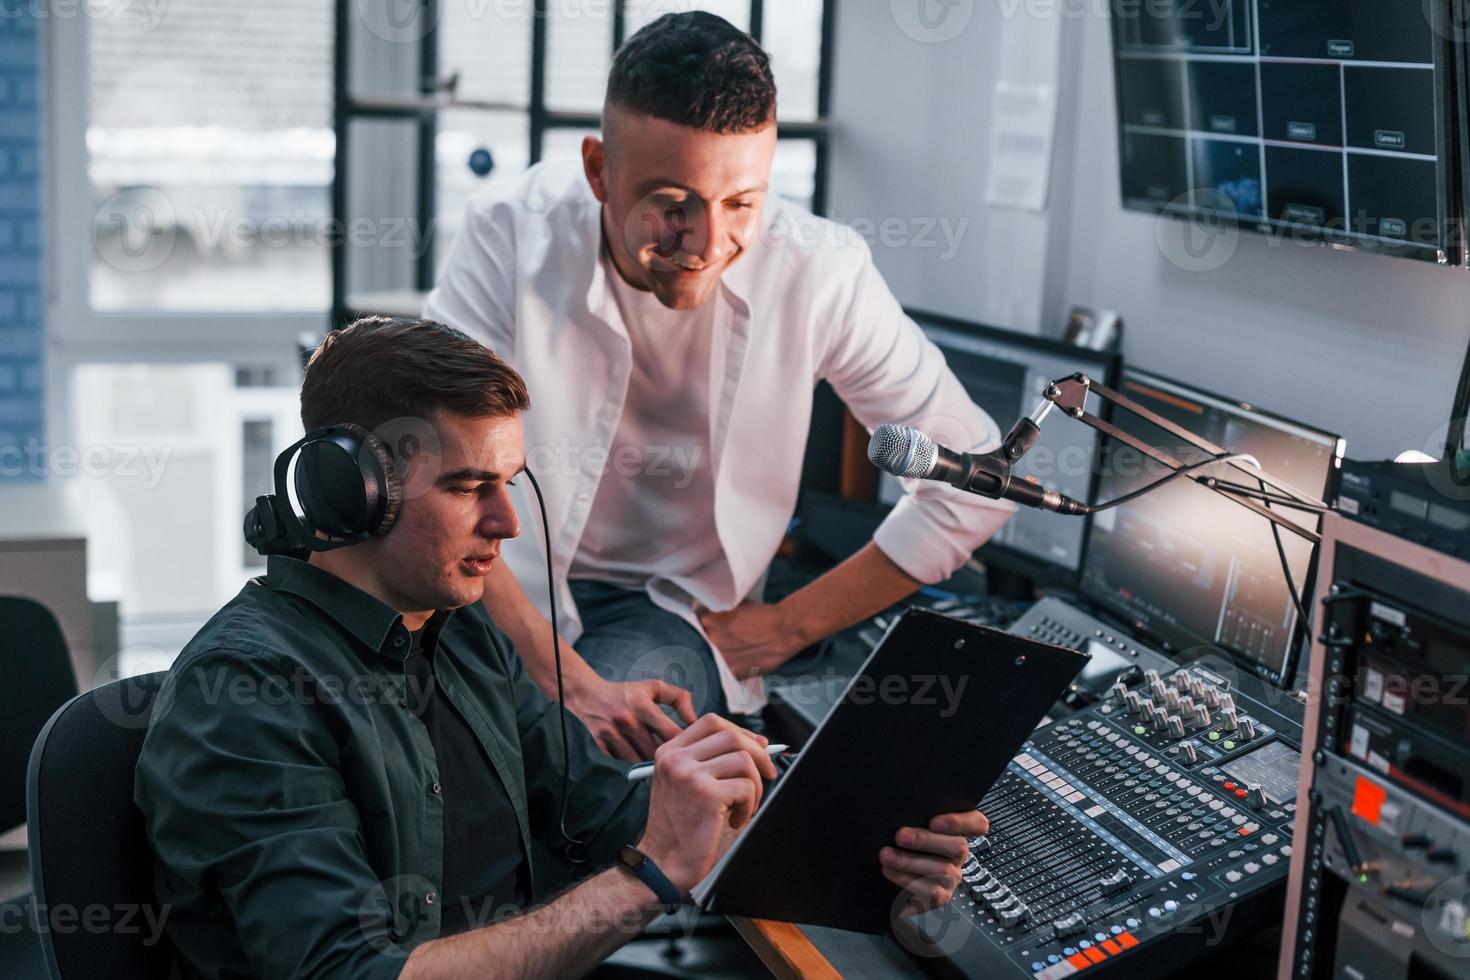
[{"xmin": 867, "ymin": 423, "xmax": 1091, "ymax": 515}]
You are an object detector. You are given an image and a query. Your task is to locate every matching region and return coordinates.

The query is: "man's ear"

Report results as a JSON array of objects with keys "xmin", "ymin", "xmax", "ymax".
[{"xmin": 582, "ymin": 134, "xmax": 610, "ymax": 203}]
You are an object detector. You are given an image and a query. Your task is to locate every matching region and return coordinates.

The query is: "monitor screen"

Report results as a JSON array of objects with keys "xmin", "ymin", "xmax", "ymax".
[
  {"xmin": 878, "ymin": 312, "xmax": 1117, "ymax": 584},
  {"xmin": 1079, "ymin": 370, "xmax": 1343, "ymax": 686},
  {"xmin": 1110, "ymin": 0, "xmax": 1456, "ymax": 264}
]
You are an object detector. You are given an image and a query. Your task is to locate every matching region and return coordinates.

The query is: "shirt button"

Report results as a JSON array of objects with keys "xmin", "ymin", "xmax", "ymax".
[
  {"xmin": 392, "ymin": 635, "xmax": 405, "ymax": 648},
  {"xmin": 431, "ymin": 781, "xmax": 442, "ymax": 795},
  {"xmin": 424, "ymin": 892, "xmax": 437, "ymax": 907}
]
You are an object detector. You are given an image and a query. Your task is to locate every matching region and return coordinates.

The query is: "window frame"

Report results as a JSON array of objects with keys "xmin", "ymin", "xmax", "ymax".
[{"xmin": 332, "ymin": 0, "xmax": 838, "ymax": 325}]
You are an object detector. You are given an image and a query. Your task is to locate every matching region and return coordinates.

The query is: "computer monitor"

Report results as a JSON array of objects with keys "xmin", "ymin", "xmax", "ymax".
[
  {"xmin": 1109, "ymin": 0, "xmax": 1459, "ymax": 264},
  {"xmin": 1079, "ymin": 369, "xmax": 1344, "ymax": 687},
  {"xmin": 878, "ymin": 310, "xmax": 1119, "ymax": 586}
]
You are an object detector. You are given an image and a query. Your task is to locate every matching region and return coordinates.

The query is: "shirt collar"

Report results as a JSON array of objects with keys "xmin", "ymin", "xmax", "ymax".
[{"xmin": 264, "ymin": 555, "xmax": 428, "ymax": 663}]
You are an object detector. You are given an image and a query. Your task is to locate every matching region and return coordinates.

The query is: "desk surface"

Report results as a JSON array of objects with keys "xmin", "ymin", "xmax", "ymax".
[{"xmin": 731, "ymin": 916, "xmax": 929, "ymax": 979}]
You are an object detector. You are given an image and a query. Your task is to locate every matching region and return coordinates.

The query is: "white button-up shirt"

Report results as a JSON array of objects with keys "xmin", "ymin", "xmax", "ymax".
[{"xmin": 425, "ymin": 161, "xmax": 1014, "ymax": 711}]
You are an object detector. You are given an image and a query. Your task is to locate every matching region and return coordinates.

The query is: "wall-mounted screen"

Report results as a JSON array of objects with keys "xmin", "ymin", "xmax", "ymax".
[{"xmin": 1110, "ymin": 0, "xmax": 1459, "ymax": 264}]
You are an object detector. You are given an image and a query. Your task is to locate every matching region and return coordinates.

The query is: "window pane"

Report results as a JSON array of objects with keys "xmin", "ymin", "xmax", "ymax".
[
  {"xmin": 435, "ymin": 109, "xmax": 531, "ymax": 278},
  {"xmin": 625, "ymin": 0, "xmax": 749, "ymax": 35},
  {"xmin": 774, "ymin": 139, "xmax": 816, "ymax": 211},
  {"xmin": 546, "ymin": 4, "xmax": 615, "ymax": 112},
  {"xmin": 541, "ymin": 128, "xmax": 599, "ymax": 164},
  {"xmin": 72, "ymin": 364, "xmax": 302, "ymax": 640},
  {"xmin": 766, "ymin": 0, "xmax": 823, "ymax": 122},
  {"xmin": 440, "ymin": 1, "xmax": 532, "ymax": 106},
  {"xmin": 89, "ymin": 2, "xmax": 333, "ymax": 312},
  {"xmin": 342, "ymin": 118, "xmax": 424, "ymax": 302}
]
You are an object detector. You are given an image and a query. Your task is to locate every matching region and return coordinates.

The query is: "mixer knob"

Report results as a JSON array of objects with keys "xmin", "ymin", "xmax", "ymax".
[
  {"xmin": 1202, "ymin": 687, "xmax": 1222, "ymax": 709},
  {"xmin": 1144, "ymin": 669, "xmax": 1162, "ymax": 687},
  {"xmin": 1164, "ymin": 689, "xmax": 1182, "ymax": 712},
  {"xmin": 1222, "ymin": 708, "xmax": 1239, "ymax": 732},
  {"xmin": 1167, "ymin": 716, "xmax": 1186, "ymax": 739},
  {"xmin": 1189, "ymin": 678, "xmax": 1208, "ymax": 700},
  {"xmin": 1138, "ymin": 696, "xmax": 1156, "ymax": 717},
  {"xmin": 1110, "ymin": 680, "xmax": 1130, "ymax": 702},
  {"xmin": 1171, "ymin": 672, "xmax": 1192, "ymax": 690},
  {"xmin": 1125, "ymin": 692, "xmax": 1144, "ymax": 715},
  {"xmin": 1219, "ymin": 694, "xmax": 1236, "ymax": 714},
  {"xmin": 1151, "ymin": 707, "xmax": 1169, "ymax": 731},
  {"xmin": 1180, "ymin": 742, "xmax": 1199, "ymax": 764},
  {"xmin": 1178, "ymin": 695, "xmax": 1195, "ymax": 716},
  {"xmin": 1193, "ymin": 705, "xmax": 1212, "ymax": 729},
  {"xmin": 1238, "ymin": 718, "xmax": 1257, "ymax": 741},
  {"xmin": 1246, "ymin": 784, "xmax": 1268, "ymax": 808},
  {"xmin": 1150, "ymin": 681, "xmax": 1168, "ymax": 702}
]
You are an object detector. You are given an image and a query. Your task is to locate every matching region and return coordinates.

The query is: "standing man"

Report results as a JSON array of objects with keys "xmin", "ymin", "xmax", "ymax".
[{"xmin": 426, "ymin": 12, "xmax": 1013, "ymax": 760}]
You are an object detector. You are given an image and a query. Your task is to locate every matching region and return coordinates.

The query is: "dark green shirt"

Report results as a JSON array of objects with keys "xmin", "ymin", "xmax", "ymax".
[{"xmin": 134, "ymin": 556, "xmax": 650, "ymax": 980}]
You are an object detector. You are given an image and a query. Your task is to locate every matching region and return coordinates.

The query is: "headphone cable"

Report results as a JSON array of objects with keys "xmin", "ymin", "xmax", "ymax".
[{"xmin": 523, "ymin": 469, "xmax": 586, "ymax": 863}]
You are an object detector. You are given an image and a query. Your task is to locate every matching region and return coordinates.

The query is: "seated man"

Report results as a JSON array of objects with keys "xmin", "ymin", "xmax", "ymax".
[{"xmin": 135, "ymin": 317, "xmax": 989, "ymax": 979}]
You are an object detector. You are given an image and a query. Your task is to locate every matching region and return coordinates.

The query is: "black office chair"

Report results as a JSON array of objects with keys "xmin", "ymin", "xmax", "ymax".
[
  {"xmin": 0, "ymin": 596, "xmax": 79, "ymax": 833},
  {"xmin": 27, "ymin": 672, "xmax": 173, "ymax": 980}
]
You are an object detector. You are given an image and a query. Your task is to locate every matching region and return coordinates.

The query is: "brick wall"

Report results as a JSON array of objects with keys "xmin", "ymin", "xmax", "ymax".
[{"xmin": 0, "ymin": 8, "xmax": 43, "ymax": 481}]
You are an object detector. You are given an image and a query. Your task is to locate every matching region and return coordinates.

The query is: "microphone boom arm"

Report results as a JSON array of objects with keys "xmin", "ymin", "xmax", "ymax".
[{"xmin": 1023, "ymin": 373, "xmax": 1329, "ymax": 545}]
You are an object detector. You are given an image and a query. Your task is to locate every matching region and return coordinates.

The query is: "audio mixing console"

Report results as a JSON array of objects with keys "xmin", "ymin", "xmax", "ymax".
[{"xmin": 895, "ymin": 601, "xmax": 1307, "ymax": 978}]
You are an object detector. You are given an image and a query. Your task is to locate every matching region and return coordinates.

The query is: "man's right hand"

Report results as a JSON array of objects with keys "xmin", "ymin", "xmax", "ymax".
[
  {"xmin": 636, "ymin": 715, "xmax": 777, "ymax": 894},
  {"xmin": 564, "ymin": 670, "xmax": 697, "ymax": 761}
]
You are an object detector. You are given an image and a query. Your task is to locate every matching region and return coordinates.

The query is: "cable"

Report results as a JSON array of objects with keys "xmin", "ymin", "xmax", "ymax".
[
  {"xmin": 524, "ymin": 468, "xmax": 585, "ymax": 863},
  {"xmin": 1259, "ymin": 474, "xmax": 1310, "ymax": 628},
  {"xmin": 1088, "ymin": 452, "xmax": 1259, "ymax": 512}
]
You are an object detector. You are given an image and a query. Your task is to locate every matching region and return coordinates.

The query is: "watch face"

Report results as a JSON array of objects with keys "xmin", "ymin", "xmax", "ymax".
[{"xmin": 620, "ymin": 845, "xmax": 646, "ymax": 871}]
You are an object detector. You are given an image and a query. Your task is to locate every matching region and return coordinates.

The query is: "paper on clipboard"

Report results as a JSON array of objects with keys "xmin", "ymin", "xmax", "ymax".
[{"xmin": 984, "ymin": 80, "xmax": 1058, "ymax": 212}]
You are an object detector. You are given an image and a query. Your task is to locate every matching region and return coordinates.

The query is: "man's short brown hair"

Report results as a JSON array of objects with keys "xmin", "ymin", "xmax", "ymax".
[
  {"xmin": 300, "ymin": 316, "xmax": 529, "ymax": 434},
  {"xmin": 605, "ymin": 11, "xmax": 775, "ymax": 134}
]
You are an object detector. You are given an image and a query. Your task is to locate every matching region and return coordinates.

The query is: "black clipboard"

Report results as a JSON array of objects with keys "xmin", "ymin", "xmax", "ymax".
[{"xmin": 691, "ymin": 607, "xmax": 1089, "ymax": 933}]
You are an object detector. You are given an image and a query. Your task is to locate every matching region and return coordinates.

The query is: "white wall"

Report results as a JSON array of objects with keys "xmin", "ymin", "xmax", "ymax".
[
  {"xmin": 827, "ymin": 2, "xmax": 1078, "ymax": 334},
  {"xmin": 829, "ymin": 4, "xmax": 1470, "ymax": 461}
]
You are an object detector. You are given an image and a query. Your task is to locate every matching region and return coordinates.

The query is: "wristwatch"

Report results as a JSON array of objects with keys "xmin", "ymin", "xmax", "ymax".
[{"xmin": 616, "ymin": 845, "xmax": 683, "ymax": 913}]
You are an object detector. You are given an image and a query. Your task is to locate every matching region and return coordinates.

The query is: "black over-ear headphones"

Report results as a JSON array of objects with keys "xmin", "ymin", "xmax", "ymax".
[{"xmin": 244, "ymin": 423, "xmax": 404, "ymax": 556}]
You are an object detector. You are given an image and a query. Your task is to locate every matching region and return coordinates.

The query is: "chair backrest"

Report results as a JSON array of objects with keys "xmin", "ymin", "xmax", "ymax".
[
  {"xmin": 0, "ymin": 596, "xmax": 79, "ymax": 832},
  {"xmin": 27, "ymin": 672, "xmax": 173, "ymax": 980}
]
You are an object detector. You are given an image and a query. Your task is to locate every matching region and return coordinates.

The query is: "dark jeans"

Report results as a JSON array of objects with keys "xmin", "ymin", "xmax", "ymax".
[{"xmin": 569, "ymin": 579, "xmax": 733, "ymax": 720}]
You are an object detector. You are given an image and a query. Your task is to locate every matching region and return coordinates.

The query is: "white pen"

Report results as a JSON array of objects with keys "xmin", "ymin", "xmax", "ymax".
[{"xmin": 625, "ymin": 744, "xmax": 790, "ymax": 783}]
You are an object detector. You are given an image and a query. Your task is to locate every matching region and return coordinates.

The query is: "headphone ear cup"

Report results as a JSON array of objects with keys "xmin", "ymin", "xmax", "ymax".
[
  {"xmin": 358, "ymin": 427, "xmax": 403, "ymax": 537},
  {"xmin": 292, "ymin": 424, "xmax": 401, "ymax": 541}
]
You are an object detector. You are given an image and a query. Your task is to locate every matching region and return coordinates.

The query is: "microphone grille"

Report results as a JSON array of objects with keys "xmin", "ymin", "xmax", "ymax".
[{"xmin": 867, "ymin": 424, "xmax": 936, "ymax": 479}]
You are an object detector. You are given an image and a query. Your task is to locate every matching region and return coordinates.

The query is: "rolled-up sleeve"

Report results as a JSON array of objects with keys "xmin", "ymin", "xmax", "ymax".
[
  {"xmin": 818, "ymin": 244, "xmax": 1016, "ymax": 584},
  {"xmin": 135, "ymin": 650, "xmax": 413, "ymax": 980}
]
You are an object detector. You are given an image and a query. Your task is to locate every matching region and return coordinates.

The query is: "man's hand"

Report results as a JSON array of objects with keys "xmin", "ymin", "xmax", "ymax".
[
  {"xmin": 563, "ymin": 671, "xmax": 696, "ymax": 762},
  {"xmin": 881, "ymin": 810, "xmax": 990, "ymax": 917},
  {"xmin": 637, "ymin": 715, "xmax": 778, "ymax": 894},
  {"xmin": 697, "ymin": 601, "xmax": 810, "ymax": 679}
]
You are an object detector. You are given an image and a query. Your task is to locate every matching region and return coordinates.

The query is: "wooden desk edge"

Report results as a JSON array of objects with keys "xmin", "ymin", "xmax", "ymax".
[{"xmin": 729, "ymin": 917, "xmax": 843, "ymax": 980}]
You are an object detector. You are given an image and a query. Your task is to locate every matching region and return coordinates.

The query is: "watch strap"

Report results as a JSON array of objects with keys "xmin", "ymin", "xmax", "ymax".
[{"xmin": 618, "ymin": 845, "xmax": 682, "ymax": 912}]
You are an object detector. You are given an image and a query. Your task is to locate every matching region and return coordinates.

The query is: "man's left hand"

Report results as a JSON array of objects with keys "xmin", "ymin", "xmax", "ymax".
[
  {"xmin": 881, "ymin": 810, "xmax": 990, "ymax": 916},
  {"xmin": 697, "ymin": 601, "xmax": 810, "ymax": 679}
]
